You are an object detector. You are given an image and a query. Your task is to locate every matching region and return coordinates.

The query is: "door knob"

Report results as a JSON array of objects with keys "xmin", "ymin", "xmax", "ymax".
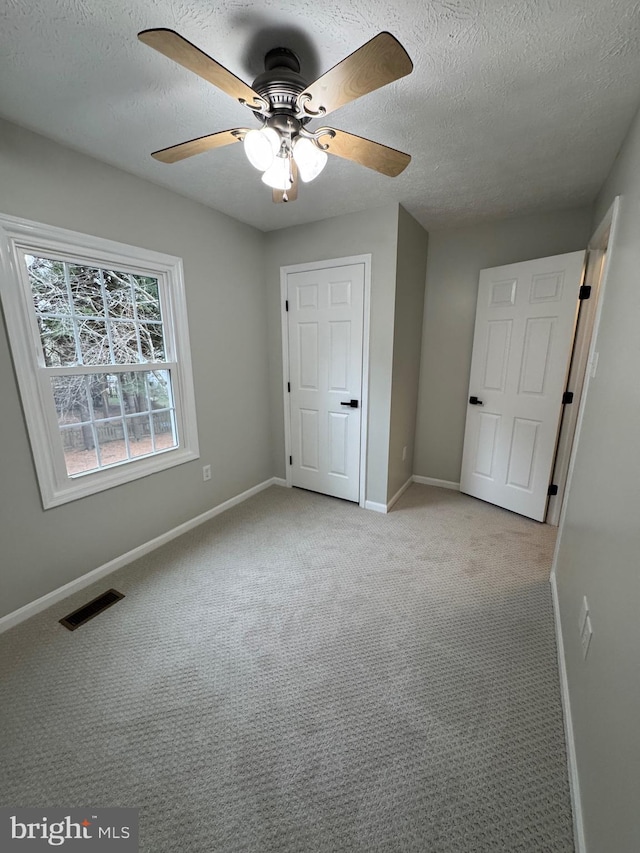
[
  {"xmin": 469, "ymin": 396, "xmax": 483, "ymax": 405},
  {"xmin": 340, "ymin": 400, "xmax": 359, "ymax": 408}
]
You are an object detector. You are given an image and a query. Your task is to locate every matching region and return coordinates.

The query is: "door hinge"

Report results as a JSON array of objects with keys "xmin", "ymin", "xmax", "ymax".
[
  {"xmin": 285, "ymin": 299, "xmax": 289, "ymax": 311},
  {"xmin": 548, "ymin": 483, "xmax": 559, "ymax": 496},
  {"xmin": 562, "ymin": 391, "xmax": 574, "ymax": 405},
  {"xmin": 287, "ymin": 382, "xmax": 290, "ymax": 392},
  {"xmin": 289, "ymin": 455, "xmax": 292, "ymax": 465},
  {"xmin": 579, "ymin": 284, "xmax": 591, "ymax": 300}
]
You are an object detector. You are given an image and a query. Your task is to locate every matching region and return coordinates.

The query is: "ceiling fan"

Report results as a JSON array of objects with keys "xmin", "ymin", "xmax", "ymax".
[{"xmin": 138, "ymin": 28, "xmax": 413, "ymax": 202}]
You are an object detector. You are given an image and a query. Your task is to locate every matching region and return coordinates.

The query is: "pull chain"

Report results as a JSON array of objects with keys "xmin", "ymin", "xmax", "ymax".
[{"xmin": 284, "ymin": 119, "xmax": 294, "ymax": 202}]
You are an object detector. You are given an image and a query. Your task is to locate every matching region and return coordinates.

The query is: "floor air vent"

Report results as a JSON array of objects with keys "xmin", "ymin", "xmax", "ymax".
[{"xmin": 59, "ymin": 588, "xmax": 125, "ymax": 631}]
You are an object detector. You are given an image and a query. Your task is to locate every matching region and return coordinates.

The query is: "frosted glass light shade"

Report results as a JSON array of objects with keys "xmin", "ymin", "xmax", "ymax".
[
  {"xmin": 261, "ymin": 156, "xmax": 293, "ymax": 190},
  {"xmin": 244, "ymin": 128, "xmax": 280, "ymax": 172},
  {"xmin": 293, "ymin": 137, "xmax": 328, "ymax": 182}
]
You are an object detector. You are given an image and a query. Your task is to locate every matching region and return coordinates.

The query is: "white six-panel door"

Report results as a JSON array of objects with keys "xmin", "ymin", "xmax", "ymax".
[
  {"xmin": 287, "ymin": 263, "xmax": 365, "ymax": 502},
  {"xmin": 460, "ymin": 251, "xmax": 585, "ymax": 521}
]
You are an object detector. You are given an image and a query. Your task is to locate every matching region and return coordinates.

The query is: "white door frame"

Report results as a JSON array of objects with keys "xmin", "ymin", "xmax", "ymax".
[
  {"xmin": 280, "ymin": 254, "xmax": 372, "ymax": 507},
  {"xmin": 547, "ymin": 198, "xmax": 620, "ymax": 524},
  {"xmin": 549, "ymin": 197, "xmax": 621, "ymax": 532}
]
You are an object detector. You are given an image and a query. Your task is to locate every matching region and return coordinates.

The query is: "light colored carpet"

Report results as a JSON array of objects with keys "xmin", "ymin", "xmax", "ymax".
[{"xmin": 0, "ymin": 484, "xmax": 573, "ymax": 852}]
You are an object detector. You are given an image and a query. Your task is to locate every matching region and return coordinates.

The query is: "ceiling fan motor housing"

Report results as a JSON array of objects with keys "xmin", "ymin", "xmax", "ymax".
[{"xmin": 252, "ymin": 48, "xmax": 310, "ymax": 121}]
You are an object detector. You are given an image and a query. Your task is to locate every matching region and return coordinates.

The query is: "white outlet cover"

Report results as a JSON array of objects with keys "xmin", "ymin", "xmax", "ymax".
[{"xmin": 581, "ymin": 614, "xmax": 593, "ymax": 660}]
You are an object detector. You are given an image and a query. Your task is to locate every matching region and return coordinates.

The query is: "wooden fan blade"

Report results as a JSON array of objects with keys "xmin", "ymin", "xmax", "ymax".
[
  {"xmin": 297, "ymin": 32, "xmax": 412, "ymax": 118},
  {"xmin": 138, "ymin": 29, "xmax": 268, "ymax": 112},
  {"xmin": 151, "ymin": 129, "xmax": 248, "ymax": 163},
  {"xmin": 322, "ymin": 129, "xmax": 410, "ymax": 177},
  {"xmin": 272, "ymin": 162, "xmax": 299, "ymax": 203}
]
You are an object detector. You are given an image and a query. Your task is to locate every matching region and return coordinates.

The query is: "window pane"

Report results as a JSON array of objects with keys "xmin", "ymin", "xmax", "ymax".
[
  {"xmin": 139, "ymin": 322, "xmax": 165, "ymax": 362},
  {"xmin": 52, "ymin": 375, "xmax": 90, "ymax": 424},
  {"xmin": 134, "ymin": 276, "xmax": 162, "ymax": 321},
  {"xmin": 68, "ymin": 265, "xmax": 104, "ymax": 317},
  {"xmin": 96, "ymin": 419, "xmax": 128, "ymax": 467},
  {"xmin": 152, "ymin": 411, "xmax": 177, "ymax": 451},
  {"xmin": 148, "ymin": 369, "xmax": 172, "ymax": 410},
  {"xmin": 110, "ymin": 321, "xmax": 140, "ymax": 364},
  {"xmin": 26, "ymin": 255, "xmax": 70, "ymax": 315},
  {"xmin": 126, "ymin": 415, "xmax": 154, "ymax": 457},
  {"xmin": 120, "ymin": 372, "xmax": 150, "ymax": 414},
  {"xmin": 38, "ymin": 316, "xmax": 78, "ymax": 366},
  {"xmin": 103, "ymin": 270, "xmax": 135, "ymax": 319},
  {"xmin": 87, "ymin": 375, "xmax": 114, "ymax": 420},
  {"xmin": 77, "ymin": 318, "xmax": 110, "ymax": 365},
  {"xmin": 60, "ymin": 426, "xmax": 99, "ymax": 475}
]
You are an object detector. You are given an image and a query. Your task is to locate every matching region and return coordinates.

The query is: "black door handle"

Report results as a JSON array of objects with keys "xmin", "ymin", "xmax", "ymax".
[
  {"xmin": 340, "ymin": 400, "xmax": 359, "ymax": 408},
  {"xmin": 469, "ymin": 396, "xmax": 484, "ymax": 405}
]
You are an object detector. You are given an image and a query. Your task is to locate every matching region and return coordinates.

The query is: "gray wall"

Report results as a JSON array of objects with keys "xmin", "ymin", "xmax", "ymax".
[
  {"xmin": 387, "ymin": 207, "xmax": 428, "ymax": 501},
  {"xmin": 413, "ymin": 207, "xmax": 593, "ymax": 484},
  {"xmin": 555, "ymin": 106, "xmax": 640, "ymax": 852},
  {"xmin": 0, "ymin": 119, "xmax": 272, "ymax": 618},
  {"xmin": 264, "ymin": 205, "xmax": 400, "ymax": 507}
]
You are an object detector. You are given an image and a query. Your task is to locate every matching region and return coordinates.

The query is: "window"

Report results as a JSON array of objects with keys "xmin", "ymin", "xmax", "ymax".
[{"xmin": 0, "ymin": 215, "xmax": 199, "ymax": 508}]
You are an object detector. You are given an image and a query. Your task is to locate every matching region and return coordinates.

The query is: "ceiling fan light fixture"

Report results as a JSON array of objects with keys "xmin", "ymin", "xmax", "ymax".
[
  {"xmin": 293, "ymin": 137, "xmax": 328, "ymax": 183},
  {"xmin": 243, "ymin": 127, "xmax": 280, "ymax": 171},
  {"xmin": 261, "ymin": 156, "xmax": 293, "ymax": 190}
]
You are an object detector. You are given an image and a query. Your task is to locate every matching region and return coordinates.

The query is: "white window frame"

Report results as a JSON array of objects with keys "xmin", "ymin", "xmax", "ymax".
[{"xmin": 0, "ymin": 213, "xmax": 199, "ymax": 509}]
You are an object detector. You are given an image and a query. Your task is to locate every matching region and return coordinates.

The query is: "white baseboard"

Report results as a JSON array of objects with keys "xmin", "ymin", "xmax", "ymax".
[
  {"xmin": 412, "ymin": 475, "xmax": 460, "ymax": 491},
  {"xmin": 0, "ymin": 477, "xmax": 285, "ymax": 634},
  {"xmin": 364, "ymin": 500, "xmax": 387, "ymax": 513},
  {"xmin": 364, "ymin": 475, "xmax": 459, "ymax": 513},
  {"xmin": 550, "ymin": 573, "xmax": 586, "ymax": 853},
  {"xmin": 387, "ymin": 477, "xmax": 414, "ymax": 511}
]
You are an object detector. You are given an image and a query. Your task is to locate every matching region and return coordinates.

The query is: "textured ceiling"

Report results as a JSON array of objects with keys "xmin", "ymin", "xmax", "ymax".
[{"xmin": 1, "ymin": 0, "xmax": 640, "ymax": 233}]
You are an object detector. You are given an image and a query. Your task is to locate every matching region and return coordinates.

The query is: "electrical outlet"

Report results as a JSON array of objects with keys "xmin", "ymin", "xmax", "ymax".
[
  {"xmin": 202, "ymin": 464, "xmax": 212, "ymax": 482},
  {"xmin": 578, "ymin": 595, "xmax": 589, "ymax": 635},
  {"xmin": 581, "ymin": 614, "xmax": 593, "ymax": 660},
  {"xmin": 402, "ymin": 446, "xmax": 407, "ymax": 462}
]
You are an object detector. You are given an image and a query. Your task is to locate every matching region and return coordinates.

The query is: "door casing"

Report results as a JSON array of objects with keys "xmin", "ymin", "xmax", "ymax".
[
  {"xmin": 280, "ymin": 255, "xmax": 372, "ymax": 507},
  {"xmin": 548, "ymin": 197, "xmax": 621, "ymax": 526}
]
